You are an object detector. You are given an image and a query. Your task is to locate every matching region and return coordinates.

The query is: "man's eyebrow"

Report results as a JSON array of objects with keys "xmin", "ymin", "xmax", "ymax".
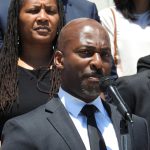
[
  {"xmin": 101, "ymin": 47, "xmax": 111, "ymax": 50},
  {"xmin": 77, "ymin": 46, "xmax": 111, "ymax": 52},
  {"xmin": 76, "ymin": 45, "xmax": 97, "ymax": 50}
]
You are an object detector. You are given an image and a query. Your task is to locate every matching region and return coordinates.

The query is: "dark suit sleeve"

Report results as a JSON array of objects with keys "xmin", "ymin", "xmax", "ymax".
[
  {"xmin": 1, "ymin": 119, "xmax": 36, "ymax": 150},
  {"xmin": 132, "ymin": 115, "xmax": 150, "ymax": 150},
  {"xmin": 116, "ymin": 77, "xmax": 136, "ymax": 113},
  {"xmin": 90, "ymin": 3, "xmax": 100, "ymax": 22}
]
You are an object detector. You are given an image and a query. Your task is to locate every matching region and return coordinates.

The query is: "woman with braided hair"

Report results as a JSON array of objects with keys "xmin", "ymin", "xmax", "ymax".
[{"xmin": 0, "ymin": 0, "xmax": 64, "ymax": 136}]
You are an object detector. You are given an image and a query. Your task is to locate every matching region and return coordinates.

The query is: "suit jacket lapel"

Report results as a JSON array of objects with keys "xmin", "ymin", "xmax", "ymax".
[{"xmin": 45, "ymin": 96, "xmax": 86, "ymax": 150}]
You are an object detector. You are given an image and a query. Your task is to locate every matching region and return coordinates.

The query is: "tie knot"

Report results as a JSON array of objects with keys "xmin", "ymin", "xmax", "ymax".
[{"xmin": 81, "ymin": 105, "xmax": 98, "ymax": 117}]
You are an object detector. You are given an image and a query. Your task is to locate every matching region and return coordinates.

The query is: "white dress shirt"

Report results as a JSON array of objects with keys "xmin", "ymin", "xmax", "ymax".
[{"xmin": 58, "ymin": 88, "xmax": 119, "ymax": 150}]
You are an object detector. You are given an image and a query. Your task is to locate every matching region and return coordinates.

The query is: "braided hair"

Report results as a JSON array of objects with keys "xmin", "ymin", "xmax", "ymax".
[
  {"xmin": 0, "ymin": 0, "xmax": 64, "ymax": 112},
  {"xmin": 114, "ymin": 0, "xmax": 150, "ymax": 21}
]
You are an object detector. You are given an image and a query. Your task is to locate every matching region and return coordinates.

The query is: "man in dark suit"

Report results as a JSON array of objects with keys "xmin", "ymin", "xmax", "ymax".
[
  {"xmin": 1, "ymin": 18, "xmax": 149, "ymax": 150},
  {"xmin": 116, "ymin": 55, "xmax": 150, "ymax": 148}
]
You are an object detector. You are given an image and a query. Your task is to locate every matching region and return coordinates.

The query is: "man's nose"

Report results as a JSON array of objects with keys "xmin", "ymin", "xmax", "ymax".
[{"xmin": 90, "ymin": 53, "xmax": 103, "ymax": 70}]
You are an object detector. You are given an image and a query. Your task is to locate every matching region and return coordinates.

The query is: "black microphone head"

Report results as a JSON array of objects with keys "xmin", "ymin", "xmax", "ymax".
[{"xmin": 99, "ymin": 75, "xmax": 117, "ymax": 92}]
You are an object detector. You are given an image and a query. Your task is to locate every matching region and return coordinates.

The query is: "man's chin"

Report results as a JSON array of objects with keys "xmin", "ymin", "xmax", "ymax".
[
  {"xmin": 81, "ymin": 80, "xmax": 100, "ymax": 96},
  {"xmin": 81, "ymin": 86, "xmax": 100, "ymax": 98}
]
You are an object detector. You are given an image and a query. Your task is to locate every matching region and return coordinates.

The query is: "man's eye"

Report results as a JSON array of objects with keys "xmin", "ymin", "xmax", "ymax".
[
  {"xmin": 100, "ymin": 50, "xmax": 111, "ymax": 61},
  {"xmin": 101, "ymin": 52, "xmax": 111, "ymax": 57},
  {"xmin": 78, "ymin": 50, "xmax": 94, "ymax": 58}
]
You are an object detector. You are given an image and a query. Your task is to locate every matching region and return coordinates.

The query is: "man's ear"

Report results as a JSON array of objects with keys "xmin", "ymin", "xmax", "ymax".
[{"xmin": 54, "ymin": 50, "xmax": 64, "ymax": 69}]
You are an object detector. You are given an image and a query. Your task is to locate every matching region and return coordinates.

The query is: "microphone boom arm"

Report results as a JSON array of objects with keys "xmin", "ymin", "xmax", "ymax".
[
  {"xmin": 99, "ymin": 76, "xmax": 133, "ymax": 123},
  {"xmin": 108, "ymin": 85, "xmax": 133, "ymax": 123}
]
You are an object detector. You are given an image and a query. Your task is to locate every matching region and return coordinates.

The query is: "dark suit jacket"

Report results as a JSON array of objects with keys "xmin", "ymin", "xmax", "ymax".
[
  {"xmin": 117, "ymin": 70, "xmax": 150, "ymax": 148},
  {"xmin": 1, "ymin": 95, "xmax": 149, "ymax": 150},
  {"xmin": 0, "ymin": 0, "xmax": 11, "ymax": 33},
  {"xmin": 62, "ymin": 0, "xmax": 100, "ymax": 23}
]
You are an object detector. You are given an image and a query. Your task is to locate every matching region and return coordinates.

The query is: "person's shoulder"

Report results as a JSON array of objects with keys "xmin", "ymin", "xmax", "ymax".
[
  {"xmin": 70, "ymin": 0, "xmax": 98, "ymax": 10},
  {"xmin": 1, "ymin": 103, "xmax": 47, "ymax": 142},
  {"xmin": 0, "ymin": 0, "xmax": 11, "ymax": 13},
  {"xmin": 4, "ymin": 96, "xmax": 57, "ymax": 126},
  {"xmin": 98, "ymin": 6, "xmax": 117, "ymax": 25},
  {"xmin": 1, "ymin": 100, "xmax": 55, "ymax": 149},
  {"xmin": 132, "ymin": 114, "xmax": 149, "ymax": 148},
  {"xmin": 7, "ymin": 103, "xmax": 46, "ymax": 124},
  {"xmin": 63, "ymin": 0, "xmax": 100, "ymax": 23},
  {"xmin": 132, "ymin": 114, "xmax": 148, "ymax": 125},
  {"xmin": 117, "ymin": 70, "xmax": 150, "ymax": 85},
  {"xmin": 68, "ymin": 0, "xmax": 95, "ymax": 5},
  {"xmin": 99, "ymin": 6, "xmax": 124, "ymax": 22},
  {"xmin": 0, "ymin": 0, "xmax": 11, "ymax": 24},
  {"xmin": 65, "ymin": 0, "xmax": 95, "ymax": 6},
  {"xmin": 7, "ymin": 97, "xmax": 55, "ymax": 124}
]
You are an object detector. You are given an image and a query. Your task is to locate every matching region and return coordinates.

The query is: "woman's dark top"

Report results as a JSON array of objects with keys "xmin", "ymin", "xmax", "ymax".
[{"xmin": 0, "ymin": 66, "xmax": 51, "ymax": 136}]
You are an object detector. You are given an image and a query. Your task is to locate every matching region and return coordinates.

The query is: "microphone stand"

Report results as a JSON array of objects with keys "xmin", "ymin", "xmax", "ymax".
[
  {"xmin": 100, "ymin": 76, "xmax": 135, "ymax": 150},
  {"xmin": 109, "ymin": 84, "xmax": 134, "ymax": 150}
]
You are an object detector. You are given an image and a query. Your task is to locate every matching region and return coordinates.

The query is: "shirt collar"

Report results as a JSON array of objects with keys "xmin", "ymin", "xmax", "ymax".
[{"xmin": 58, "ymin": 87, "xmax": 107, "ymax": 118}]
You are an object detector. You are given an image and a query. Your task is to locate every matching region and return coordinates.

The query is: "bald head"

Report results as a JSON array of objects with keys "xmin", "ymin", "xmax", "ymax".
[{"xmin": 57, "ymin": 18, "xmax": 110, "ymax": 51}]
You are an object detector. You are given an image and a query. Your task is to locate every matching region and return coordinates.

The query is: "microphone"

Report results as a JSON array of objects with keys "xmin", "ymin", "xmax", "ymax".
[{"xmin": 99, "ymin": 76, "xmax": 133, "ymax": 123}]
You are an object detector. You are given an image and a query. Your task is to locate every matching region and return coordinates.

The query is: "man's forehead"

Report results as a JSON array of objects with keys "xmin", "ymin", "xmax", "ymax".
[
  {"xmin": 61, "ymin": 18, "xmax": 102, "ymax": 33},
  {"xmin": 57, "ymin": 18, "xmax": 109, "ymax": 49},
  {"xmin": 73, "ymin": 26, "xmax": 109, "ymax": 44},
  {"xmin": 63, "ymin": 24, "xmax": 106, "ymax": 40}
]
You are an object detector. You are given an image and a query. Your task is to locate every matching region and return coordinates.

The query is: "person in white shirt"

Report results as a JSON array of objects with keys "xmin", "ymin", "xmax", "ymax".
[
  {"xmin": 1, "ymin": 18, "xmax": 149, "ymax": 150},
  {"xmin": 99, "ymin": 0, "xmax": 150, "ymax": 77},
  {"xmin": 88, "ymin": 0, "xmax": 114, "ymax": 11}
]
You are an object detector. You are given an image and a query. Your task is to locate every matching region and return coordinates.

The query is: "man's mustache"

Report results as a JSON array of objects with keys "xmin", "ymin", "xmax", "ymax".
[{"xmin": 85, "ymin": 69, "xmax": 104, "ymax": 78}]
